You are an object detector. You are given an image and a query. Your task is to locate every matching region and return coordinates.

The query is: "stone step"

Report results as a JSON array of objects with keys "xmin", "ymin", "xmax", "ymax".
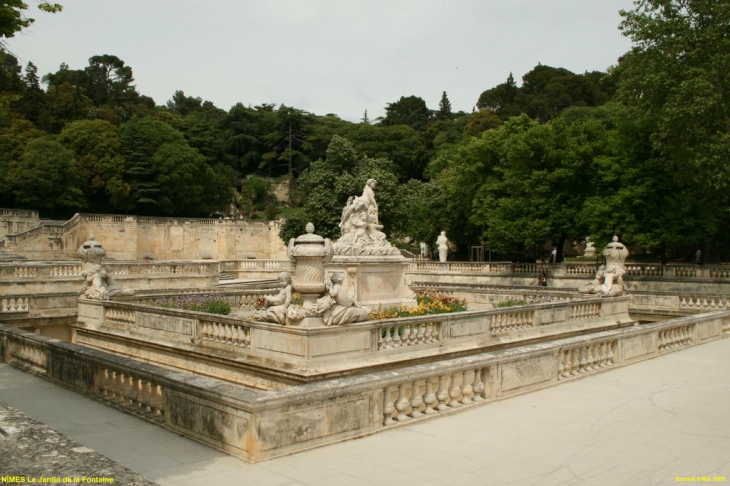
[{"xmin": 0, "ymin": 249, "xmax": 27, "ymax": 261}]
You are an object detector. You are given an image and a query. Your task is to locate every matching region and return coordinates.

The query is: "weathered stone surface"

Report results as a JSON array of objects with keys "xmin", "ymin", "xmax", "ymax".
[{"xmin": 0, "ymin": 401, "xmax": 157, "ymax": 485}]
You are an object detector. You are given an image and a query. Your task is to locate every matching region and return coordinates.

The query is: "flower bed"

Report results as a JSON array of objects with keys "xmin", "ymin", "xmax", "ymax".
[
  {"xmin": 152, "ymin": 292, "xmax": 231, "ymax": 315},
  {"xmin": 370, "ymin": 290, "xmax": 467, "ymax": 320}
]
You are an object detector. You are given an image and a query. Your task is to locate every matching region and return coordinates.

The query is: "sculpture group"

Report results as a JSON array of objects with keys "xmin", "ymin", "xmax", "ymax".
[{"xmin": 332, "ymin": 179, "xmax": 400, "ymax": 256}]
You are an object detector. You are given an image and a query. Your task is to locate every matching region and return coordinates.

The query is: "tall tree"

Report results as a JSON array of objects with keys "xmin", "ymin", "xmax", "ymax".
[
  {"xmin": 616, "ymin": 0, "xmax": 730, "ymax": 191},
  {"xmin": 437, "ymin": 91, "xmax": 453, "ymax": 120}
]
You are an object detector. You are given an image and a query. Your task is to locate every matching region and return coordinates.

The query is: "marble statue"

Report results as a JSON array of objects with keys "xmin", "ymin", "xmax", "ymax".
[
  {"xmin": 77, "ymin": 235, "xmax": 134, "ymax": 300},
  {"xmin": 258, "ymin": 272, "xmax": 293, "ymax": 324},
  {"xmin": 436, "ymin": 231, "xmax": 449, "ymax": 262},
  {"xmin": 332, "ymin": 178, "xmax": 400, "ymax": 256},
  {"xmin": 320, "ymin": 272, "xmax": 370, "ymax": 326},
  {"xmin": 583, "ymin": 237, "xmax": 596, "ymax": 258},
  {"xmin": 578, "ymin": 236, "xmax": 629, "ymax": 297}
]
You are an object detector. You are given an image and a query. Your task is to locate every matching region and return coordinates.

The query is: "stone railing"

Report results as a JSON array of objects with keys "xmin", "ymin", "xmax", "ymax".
[
  {"xmin": 1, "ymin": 297, "xmax": 29, "ymax": 314},
  {"xmin": 409, "ymin": 261, "xmax": 730, "ymax": 281},
  {"xmin": 75, "ymin": 296, "xmax": 632, "ymax": 385},
  {"xmin": 0, "ymin": 261, "xmax": 220, "ymax": 281},
  {"xmin": 4, "ymin": 309, "xmax": 728, "ymax": 462},
  {"xmin": 1, "ymin": 208, "xmax": 39, "ymax": 218},
  {"xmin": 3, "ymin": 213, "xmax": 79, "ymax": 246},
  {"xmin": 630, "ymin": 292, "xmax": 730, "ymax": 314}
]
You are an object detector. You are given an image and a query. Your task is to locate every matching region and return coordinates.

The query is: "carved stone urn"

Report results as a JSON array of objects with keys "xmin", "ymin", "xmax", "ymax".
[{"xmin": 287, "ymin": 223, "xmax": 334, "ymax": 305}]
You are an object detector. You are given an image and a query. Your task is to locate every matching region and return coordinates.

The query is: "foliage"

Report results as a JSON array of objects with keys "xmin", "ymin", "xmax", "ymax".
[
  {"xmin": 381, "ymin": 95, "xmax": 432, "ymax": 131},
  {"xmin": 369, "ymin": 290, "xmax": 467, "ymax": 320},
  {"xmin": 612, "ymin": 0, "xmax": 730, "ymax": 255},
  {"xmin": 152, "ymin": 292, "xmax": 231, "ymax": 315},
  {"xmin": 3, "ymin": 135, "xmax": 85, "ymax": 217},
  {"xmin": 477, "ymin": 67, "xmax": 614, "ymax": 122},
  {"xmin": 0, "ymin": 0, "xmax": 62, "ymax": 51},
  {"xmin": 281, "ymin": 135, "xmax": 402, "ymax": 241}
]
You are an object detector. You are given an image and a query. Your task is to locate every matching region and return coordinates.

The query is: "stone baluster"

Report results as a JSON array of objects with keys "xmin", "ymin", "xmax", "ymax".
[
  {"xmin": 436, "ymin": 375, "xmax": 450, "ymax": 412},
  {"xmin": 395, "ymin": 383, "xmax": 411, "ymax": 422},
  {"xmin": 415, "ymin": 323, "xmax": 426, "ymax": 344},
  {"xmin": 472, "ymin": 368, "xmax": 486, "ymax": 401},
  {"xmin": 460, "ymin": 370, "xmax": 474, "ymax": 405},
  {"xmin": 570, "ymin": 349, "xmax": 580, "ymax": 376},
  {"xmin": 382, "ymin": 386, "xmax": 396, "ymax": 426},
  {"xmin": 97, "ymin": 369, "xmax": 112, "ymax": 400},
  {"xmin": 149, "ymin": 384, "xmax": 164, "ymax": 421},
  {"xmin": 410, "ymin": 380, "xmax": 424, "ymax": 419},
  {"xmin": 121, "ymin": 374, "xmax": 135, "ymax": 407},
  {"xmin": 448, "ymin": 372, "xmax": 462, "ymax": 408},
  {"xmin": 138, "ymin": 379, "xmax": 153, "ymax": 415},
  {"xmin": 423, "ymin": 378, "xmax": 438, "ymax": 415},
  {"xmin": 585, "ymin": 345, "xmax": 595, "ymax": 372},
  {"xmin": 392, "ymin": 326, "xmax": 403, "ymax": 348},
  {"xmin": 111, "ymin": 371, "xmax": 125, "ymax": 404}
]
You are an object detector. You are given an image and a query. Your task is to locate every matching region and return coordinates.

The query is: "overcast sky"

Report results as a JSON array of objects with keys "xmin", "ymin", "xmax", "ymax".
[{"xmin": 8, "ymin": 0, "xmax": 636, "ymax": 122}]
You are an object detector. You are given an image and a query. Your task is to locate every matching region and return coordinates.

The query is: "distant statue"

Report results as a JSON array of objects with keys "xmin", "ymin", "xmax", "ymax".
[
  {"xmin": 579, "ymin": 236, "xmax": 629, "ymax": 297},
  {"xmin": 436, "ymin": 231, "xmax": 449, "ymax": 262},
  {"xmin": 332, "ymin": 177, "xmax": 400, "ymax": 256},
  {"xmin": 78, "ymin": 235, "xmax": 106, "ymax": 268},
  {"xmin": 77, "ymin": 235, "xmax": 134, "ymax": 300},
  {"xmin": 258, "ymin": 272, "xmax": 293, "ymax": 324},
  {"xmin": 584, "ymin": 237, "xmax": 596, "ymax": 258}
]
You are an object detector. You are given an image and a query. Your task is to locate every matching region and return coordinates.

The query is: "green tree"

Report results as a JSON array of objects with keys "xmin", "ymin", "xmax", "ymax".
[
  {"xmin": 261, "ymin": 105, "xmax": 312, "ymax": 183},
  {"xmin": 166, "ymin": 90, "xmax": 203, "ymax": 116},
  {"xmin": 4, "ymin": 136, "xmax": 85, "ymax": 217},
  {"xmin": 616, "ymin": 0, "xmax": 730, "ymax": 198},
  {"xmin": 280, "ymin": 135, "xmax": 401, "ymax": 241},
  {"xmin": 38, "ymin": 81, "xmax": 92, "ymax": 133},
  {"xmin": 0, "ymin": 1, "xmax": 62, "ymax": 52},
  {"xmin": 476, "ymin": 73, "xmax": 521, "ymax": 119},
  {"xmin": 58, "ymin": 119, "xmax": 126, "ymax": 212},
  {"xmin": 381, "ymin": 95, "xmax": 432, "ymax": 131},
  {"xmin": 437, "ymin": 91, "xmax": 453, "ymax": 120}
]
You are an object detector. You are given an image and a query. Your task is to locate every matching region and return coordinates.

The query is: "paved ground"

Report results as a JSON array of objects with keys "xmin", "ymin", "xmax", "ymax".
[{"xmin": 1, "ymin": 338, "xmax": 729, "ymax": 486}]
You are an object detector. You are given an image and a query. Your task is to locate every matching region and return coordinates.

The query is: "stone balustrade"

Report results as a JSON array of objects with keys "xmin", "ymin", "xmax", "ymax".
[
  {"xmin": 95, "ymin": 368, "xmax": 164, "ymax": 422},
  {"xmin": 74, "ymin": 296, "xmax": 631, "ymax": 387},
  {"xmin": 3, "ymin": 308, "xmax": 728, "ymax": 462},
  {"xmin": 0, "ymin": 261, "xmax": 220, "ymax": 281},
  {"xmin": 1, "ymin": 297, "xmax": 29, "ymax": 313},
  {"xmin": 558, "ymin": 340, "xmax": 616, "ymax": 379},
  {"xmin": 409, "ymin": 260, "xmax": 730, "ymax": 281}
]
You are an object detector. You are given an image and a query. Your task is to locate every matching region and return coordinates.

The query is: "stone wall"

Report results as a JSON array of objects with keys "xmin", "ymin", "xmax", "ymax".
[
  {"xmin": 0, "ymin": 208, "xmax": 39, "ymax": 241},
  {"xmin": 1, "ymin": 213, "xmax": 288, "ymax": 261}
]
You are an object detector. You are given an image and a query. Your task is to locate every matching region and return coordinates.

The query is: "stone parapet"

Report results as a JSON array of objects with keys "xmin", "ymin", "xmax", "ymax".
[
  {"xmin": 2, "ymin": 310, "xmax": 728, "ymax": 462},
  {"xmin": 72, "ymin": 296, "xmax": 632, "ymax": 386}
]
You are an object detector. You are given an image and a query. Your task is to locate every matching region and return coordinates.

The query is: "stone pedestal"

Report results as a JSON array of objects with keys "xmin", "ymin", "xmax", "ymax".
[{"xmin": 327, "ymin": 255, "xmax": 416, "ymax": 309}]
